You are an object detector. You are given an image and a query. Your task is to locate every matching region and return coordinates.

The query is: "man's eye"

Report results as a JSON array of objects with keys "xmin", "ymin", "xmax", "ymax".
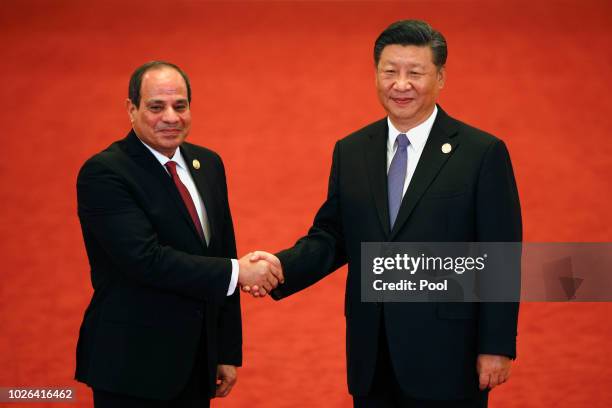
[
  {"xmin": 410, "ymin": 71, "xmax": 423, "ymax": 76},
  {"xmin": 149, "ymin": 106, "xmax": 162, "ymax": 112},
  {"xmin": 175, "ymin": 105, "xmax": 187, "ymax": 112}
]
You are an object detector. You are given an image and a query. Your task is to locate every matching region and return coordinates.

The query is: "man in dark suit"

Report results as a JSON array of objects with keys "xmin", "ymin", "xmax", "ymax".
[
  {"xmin": 247, "ymin": 21, "xmax": 521, "ymax": 407},
  {"xmin": 75, "ymin": 61, "xmax": 282, "ymax": 408}
]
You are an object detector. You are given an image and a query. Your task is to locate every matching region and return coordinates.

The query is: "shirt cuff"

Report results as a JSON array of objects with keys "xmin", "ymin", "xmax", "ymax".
[{"xmin": 227, "ymin": 259, "xmax": 239, "ymax": 296}]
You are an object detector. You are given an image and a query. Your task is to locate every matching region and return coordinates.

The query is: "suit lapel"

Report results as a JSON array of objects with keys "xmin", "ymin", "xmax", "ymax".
[
  {"xmin": 364, "ymin": 119, "xmax": 391, "ymax": 238},
  {"xmin": 389, "ymin": 107, "xmax": 460, "ymax": 240},
  {"xmin": 123, "ymin": 131, "xmax": 206, "ymax": 246},
  {"xmin": 181, "ymin": 145, "xmax": 217, "ymax": 247}
]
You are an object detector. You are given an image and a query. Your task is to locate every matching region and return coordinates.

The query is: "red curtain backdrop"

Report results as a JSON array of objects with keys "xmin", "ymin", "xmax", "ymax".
[{"xmin": 1, "ymin": 1, "xmax": 611, "ymax": 407}]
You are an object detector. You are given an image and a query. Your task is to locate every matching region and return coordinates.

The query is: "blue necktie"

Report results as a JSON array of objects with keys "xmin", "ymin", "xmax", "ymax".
[{"xmin": 388, "ymin": 133, "xmax": 409, "ymax": 228}]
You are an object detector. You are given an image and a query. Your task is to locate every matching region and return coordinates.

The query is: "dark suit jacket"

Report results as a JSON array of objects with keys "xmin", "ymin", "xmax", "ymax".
[
  {"xmin": 272, "ymin": 107, "xmax": 521, "ymax": 400},
  {"xmin": 75, "ymin": 130, "xmax": 241, "ymax": 400}
]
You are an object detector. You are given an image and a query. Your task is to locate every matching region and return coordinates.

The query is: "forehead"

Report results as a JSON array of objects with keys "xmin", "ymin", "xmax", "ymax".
[
  {"xmin": 140, "ymin": 67, "xmax": 188, "ymax": 100},
  {"xmin": 379, "ymin": 44, "xmax": 434, "ymax": 66}
]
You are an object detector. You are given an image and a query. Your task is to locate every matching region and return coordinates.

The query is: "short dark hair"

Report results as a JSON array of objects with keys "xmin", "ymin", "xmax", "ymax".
[
  {"xmin": 128, "ymin": 61, "xmax": 192, "ymax": 108},
  {"xmin": 374, "ymin": 20, "xmax": 447, "ymax": 68}
]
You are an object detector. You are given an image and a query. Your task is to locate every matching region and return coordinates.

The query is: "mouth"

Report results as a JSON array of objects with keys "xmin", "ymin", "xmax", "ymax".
[
  {"xmin": 157, "ymin": 128, "xmax": 183, "ymax": 135},
  {"xmin": 391, "ymin": 97, "xmax": 414, "ymax": 106}
]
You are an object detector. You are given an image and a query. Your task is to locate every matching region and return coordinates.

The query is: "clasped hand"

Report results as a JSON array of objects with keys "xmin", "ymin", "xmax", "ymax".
[{"xmin": 237, "ymin": 251, "xmax": 283, "ymax": 297}]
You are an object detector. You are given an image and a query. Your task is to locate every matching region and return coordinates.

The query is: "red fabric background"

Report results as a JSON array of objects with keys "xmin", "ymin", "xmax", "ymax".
[{"xmin": 1, "ymin": 1, "xmax": 611, "ymax": 406}]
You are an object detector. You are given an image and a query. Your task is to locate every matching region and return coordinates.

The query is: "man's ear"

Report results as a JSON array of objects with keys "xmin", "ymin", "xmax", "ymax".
[
  {"xmin": 126, "ymin": 98, "xmax": 137, "ymax": 124},
  {"xmin": 437, "ymin": 66, "xmax": 446, "ymax": 90}
]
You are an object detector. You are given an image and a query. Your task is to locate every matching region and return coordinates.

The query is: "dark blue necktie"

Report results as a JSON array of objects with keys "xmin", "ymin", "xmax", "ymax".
[{"xmin": 388, "ymin": 133, "xmax": 409, "ymax": 228}]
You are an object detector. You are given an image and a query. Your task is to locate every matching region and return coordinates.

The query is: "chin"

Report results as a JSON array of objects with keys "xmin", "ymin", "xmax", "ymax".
[
  {"xmin": 392, "ymin": 110, "xmax": 417, "ymax": 121},
  {"xmin": 161, "ymin": 134, "xmax": 185, "ymax": 144}
]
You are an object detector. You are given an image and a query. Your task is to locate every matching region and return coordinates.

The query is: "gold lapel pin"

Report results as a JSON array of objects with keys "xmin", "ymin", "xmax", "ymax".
[
  {"xmin": 441, "ymin": 143, "xmax": 452, "ymax": 154},
  {"xmin": 192, "ymin": 159, "xmax": 201, "ymax": 170}
]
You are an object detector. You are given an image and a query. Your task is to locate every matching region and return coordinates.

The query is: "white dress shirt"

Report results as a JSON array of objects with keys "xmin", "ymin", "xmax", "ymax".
[
  {"xmin": 140, "ymin": 139, "xmax": 238, "ymax": 296},
  {"xmin": 387, "ymin": 105, "xmax": 438, "ymax": 197}
]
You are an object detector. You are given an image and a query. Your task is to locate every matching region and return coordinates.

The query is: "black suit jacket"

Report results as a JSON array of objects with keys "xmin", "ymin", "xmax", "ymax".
[
  {"xmin": 75, "ymin": 131, "xmax": 241, "ymax": 400},
  {"xmin": 272, "ymin": 107, "xmax": 522, "ymax": 400}
]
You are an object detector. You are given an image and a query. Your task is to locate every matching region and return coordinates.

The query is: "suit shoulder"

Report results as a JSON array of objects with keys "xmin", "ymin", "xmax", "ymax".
[
  {"xmin": 182, "ymin": 141, "xmax": 224, "ymax": 164},
  {"xmin": 338, "ymin": 118, "xmax": 387, "ymax": 146},
  {"xmin": 78, "ymin": 139, "xmax": 126, "ymax": 175},
  {"xmin": 453, "ymin": 117, "xmax": 504, "ymax": 148}
]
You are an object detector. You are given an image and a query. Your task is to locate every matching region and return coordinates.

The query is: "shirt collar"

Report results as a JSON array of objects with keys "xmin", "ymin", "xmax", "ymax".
[
  {"xmin": 387, "ymin": 105, "xmax": 438, "ymax": 152},
  {"xmin": 138, "ymin": 138, "xmax": 188, "ymax": 171}
]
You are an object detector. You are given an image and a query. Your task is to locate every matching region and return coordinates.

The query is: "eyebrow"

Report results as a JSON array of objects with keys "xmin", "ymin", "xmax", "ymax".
[
  {"xmin": 145, "ymin": 98, "xmax": 189, "ymax": 105},
  {"xmin": 390, "ymin": 64, "xmax": 426, "ymax": 70}
]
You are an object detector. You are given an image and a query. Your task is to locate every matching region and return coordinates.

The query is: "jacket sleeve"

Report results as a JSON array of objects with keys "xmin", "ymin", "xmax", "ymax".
[
  {"xmin": 214, "ymin": 155, "xmax": 242, "ymax": 366},
  {"xmin": 77, "ymin": 156, "xmax": 232, "ymax": 304},
  {"xmin": 475, "ymin": 139, "xmax": 522, "ymax": 358},
  {"xmin": 272, "ymin": 141, "xmax": 348, "ymax": 300}
]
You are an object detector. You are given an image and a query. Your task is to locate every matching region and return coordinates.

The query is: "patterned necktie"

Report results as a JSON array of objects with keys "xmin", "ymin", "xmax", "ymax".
[
  {"xmin": 165, "ymin": 161, "xmax": 205, "ymax": 240},
  {"xmin": 388, "ymin": 133, "xmax": 409, "ymax": 228}
]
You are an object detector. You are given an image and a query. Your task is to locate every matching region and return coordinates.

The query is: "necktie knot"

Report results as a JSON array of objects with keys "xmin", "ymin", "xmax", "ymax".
[
  {"xmin": 396, "ymin": 133, "xmax": 409, "ymax": 149},
  {"xmin": 165, "ymin": 160, "xmax": 178, "ymax": 175}
]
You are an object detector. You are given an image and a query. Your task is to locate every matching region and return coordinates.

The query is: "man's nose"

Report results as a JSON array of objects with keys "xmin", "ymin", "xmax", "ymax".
[
  {"xmin": 161, "ymin": 107, "xmax": 180, "ymax": 123},
  {"xmin": 393, "ymin": 75, "xmax": 413, "ymax": 92}
]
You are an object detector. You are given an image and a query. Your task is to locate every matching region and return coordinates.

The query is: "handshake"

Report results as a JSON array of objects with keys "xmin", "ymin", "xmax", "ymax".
[{"xmin": 237, "ymin": 251, "xmax": 283, "ymax": 297}]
